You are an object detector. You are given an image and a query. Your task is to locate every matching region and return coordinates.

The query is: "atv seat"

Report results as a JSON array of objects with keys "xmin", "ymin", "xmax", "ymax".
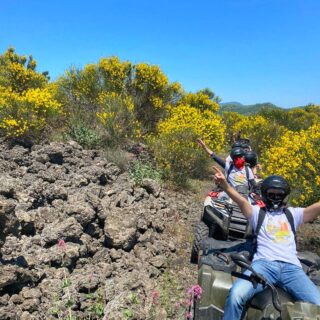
[
  {"xmin": 199, "ymin": 238, "xmax": 252, "ymax": 273},
  {"xmin": 249, "ymin": 286, "xmax": 295, "ymax": 310},
  {"xmin": 200, "ymin": 238, "xmax": 252, "ymax": 256}
]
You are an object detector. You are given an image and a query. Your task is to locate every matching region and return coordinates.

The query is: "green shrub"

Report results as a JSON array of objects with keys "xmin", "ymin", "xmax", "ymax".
[
  {"xmin": 128, "ymin": 159, "xmax": 162, "ymax": 186},
  {"xmin": 96, "ymin": 92, "xmax": 141, "ymax": 147},
  {"xmin": 66, "ymin": 118, "xmax": 101, "ymax": 149},
  {"xmin": 149, "ymin": 129, "xmax": 210, "ymax": 187}
]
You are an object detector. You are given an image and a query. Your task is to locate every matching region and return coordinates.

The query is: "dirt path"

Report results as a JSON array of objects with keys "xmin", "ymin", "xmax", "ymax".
[{"xmin": 154, "ymin": 179, "xmax": 214, "ymax": 319}]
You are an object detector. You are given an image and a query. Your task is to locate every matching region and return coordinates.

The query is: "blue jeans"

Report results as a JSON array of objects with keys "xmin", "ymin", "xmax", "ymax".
[{"xmin": 223, "ymin": 259, "xmax": 320, "ymax": 320}]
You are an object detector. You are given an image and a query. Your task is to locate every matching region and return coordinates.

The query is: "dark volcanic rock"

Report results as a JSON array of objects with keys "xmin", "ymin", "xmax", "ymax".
[{"xmin": 0, "ymin": 140, "xmax": 201, "ymax": 319}]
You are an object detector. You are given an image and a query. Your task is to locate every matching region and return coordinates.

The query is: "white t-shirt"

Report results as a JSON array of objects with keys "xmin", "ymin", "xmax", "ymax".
[
  {"xmin": 249, "ymin": 205, "xmax": 304, "ymax": 267},
  {"xmin": 225, "ymin": 155, "xmax": 232, "ymax": 165},
  {"xmin": 225, "ymin": 161, "xmax": 254, "ymax": 189}
]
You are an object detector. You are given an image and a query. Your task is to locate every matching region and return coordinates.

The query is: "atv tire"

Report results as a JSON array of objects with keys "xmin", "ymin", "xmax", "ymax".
[{"xmin": 190, "ymin": 221, "xmax": 210, "ymax": 264}]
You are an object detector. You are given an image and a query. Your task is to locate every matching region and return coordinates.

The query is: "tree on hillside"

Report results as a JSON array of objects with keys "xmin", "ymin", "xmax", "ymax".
[{"xmin": 198, "ymin": 88, "xmax": 221, "ymax": 103}]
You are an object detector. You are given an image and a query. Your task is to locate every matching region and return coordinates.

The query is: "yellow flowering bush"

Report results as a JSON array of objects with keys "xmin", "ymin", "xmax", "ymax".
[
  {"xmin": 285, "ymin": 107, "xmax": 320, "ymax": 131},
  {"xmin": 57, "ymin": 65, "xmax": 102, "ymax": 112},
  {"xmin": 261, "ymin": 125, "xmax": 320, "ymax": 206},
  {"xmin": 0, "ymin": 47, "xmax": 48, "ymax": 93},
  {"xmin": 57, "ymin": 58, "xmax": 182, "ymax": 135},
  {"xmin": 157, "ymin": 105, "xmax": 225, "ymax": 144},
  {"xmin": 133, "ymin": 63, "xmax": 169, "ymax": 92},
  {"xmin": 56, "ymin": 58, "xmax": 133, "ymax": 145},
  {"xmin": 221, "ymin": 111, "xmax": 245, "ymax": 145},
  {"xmin": 149, "ymin": 104, "xmax": 225, "ymax": 185},
  {"xmin": 0, "ymin": 86, "xmax": 62, "ymax": 137},
  {"xmin": 57, "ymin": 58, "xmax": 131, "ymax": 111},
  {"xmin": 0, "ymin": 48, "xmax": 62, "ymax": 139},
  {"xmin": 98, "ymin": 57, "xmax": 131, "ymax": 93},
  {"xmin": 96, "ymin": 92, "xmax": 141, "ymax": 144},
  {"xmin": 178, "ymin": 91, "xmax": 219, "ymax": 113},
  {"xmin": 222, "ymin": 112, "xmax": 286, "ymax": 154},
  {"xmin": 132, "ymin": 63, "xmax": 182, "ymax": 132},
  {"xmin": 258, "ymin": 106, "xmax": 320, "ymax": 132}
]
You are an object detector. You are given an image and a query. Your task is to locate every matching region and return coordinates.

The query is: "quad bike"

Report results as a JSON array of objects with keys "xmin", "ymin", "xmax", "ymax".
[
  {"xmin": 193, "ymin": 237, "xmax": 320, "ymax": 319},
  {"xmin": 190, "ymin": 186, "xmax": 264, "ymax": 264}
]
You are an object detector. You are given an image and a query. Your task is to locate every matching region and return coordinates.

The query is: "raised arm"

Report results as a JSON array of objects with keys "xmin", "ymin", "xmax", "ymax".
[
  {"xmin": 196, "ymin": 139, "xmax": 226, "ymax": 168},
  {"xmin": 211, "ymin": 154, "xmax": 226, "ymax": 168},
  {"xmin": 303, "ymin": 202, "xmax": 320, "ymax": 223},
  {"xmin": 196, "ymin": 138, "xmax": 214, "ymax": 156},
  {"xmin": 213, "ymin": 166, "xmax": 253, "ymax": 219}
]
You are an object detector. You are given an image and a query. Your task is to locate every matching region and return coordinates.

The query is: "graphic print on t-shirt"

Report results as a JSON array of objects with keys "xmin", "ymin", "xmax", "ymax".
[
  {"xmin": 233, "ymin": 172, "xmax": 246, "ymax": 185},
  {"xmin": 265, "ymin": 216, "xmax": 291, "ymax": 244}
]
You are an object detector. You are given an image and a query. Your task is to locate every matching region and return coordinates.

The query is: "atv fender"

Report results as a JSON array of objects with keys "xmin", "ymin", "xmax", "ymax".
[{"xmin": 196, "ymin": 264, "xmax": 232, "ymax": 318}]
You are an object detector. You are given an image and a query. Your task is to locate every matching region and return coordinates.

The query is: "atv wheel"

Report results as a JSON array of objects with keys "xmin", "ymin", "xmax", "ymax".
[{"xmin": 190, "ymin": 221, "xmax": 209, "ymax": 264}]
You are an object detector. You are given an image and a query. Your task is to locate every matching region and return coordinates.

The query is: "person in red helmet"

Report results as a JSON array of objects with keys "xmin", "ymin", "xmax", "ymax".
[
  {"xmin": 224, "ymin": 138, "xmax": 250, "ymax": 162},
  {"xmin": 196, "ymin": 139, "xmax": 257, "ymax": 196}
]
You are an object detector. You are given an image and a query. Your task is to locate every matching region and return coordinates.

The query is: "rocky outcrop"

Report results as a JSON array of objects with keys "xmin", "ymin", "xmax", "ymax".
[{"xmin": 0, "ymin": 140, "xmax": 200, "ymax": 319}]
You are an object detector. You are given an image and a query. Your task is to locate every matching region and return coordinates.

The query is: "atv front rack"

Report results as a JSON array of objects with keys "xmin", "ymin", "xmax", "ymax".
[{"xmin": 203, "ymin": 198, "xmax": 252, "ymax": 239}]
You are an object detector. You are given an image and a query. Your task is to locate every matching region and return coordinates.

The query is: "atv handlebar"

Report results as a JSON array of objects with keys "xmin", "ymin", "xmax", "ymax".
[{"xmin": 230, "ymin": 253, "xmax": 282, "ymax": 313}]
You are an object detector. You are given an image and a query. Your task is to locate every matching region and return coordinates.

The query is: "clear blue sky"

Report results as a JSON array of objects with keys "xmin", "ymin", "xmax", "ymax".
[{"xmin": 1, "ymin": 0, "xmax": 319, "ymax": 108}]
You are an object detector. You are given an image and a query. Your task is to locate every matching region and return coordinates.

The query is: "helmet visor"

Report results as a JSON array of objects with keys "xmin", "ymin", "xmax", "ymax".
[{"xmin": 266, "ymin": 190, "xmax": 286, "ymax": 201}]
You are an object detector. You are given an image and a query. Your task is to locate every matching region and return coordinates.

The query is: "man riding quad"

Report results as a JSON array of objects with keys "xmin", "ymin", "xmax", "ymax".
[
  {"xmin": 196, "ymin": 139, "xmax": 258, "ymax": 196},
  {"xmin": 226, "ymin": 139, "xmax": 261, "ymax": 178},
  {"xmin": 190, "ymin": 140, "xmax": 261, "ymax": 263},
  {"xmin": 225, "ymin": 138, "xmax": 251, "ymax": 165},
  {"xmin": 213, "ymin": 166, "xmax": 320, "ymax": 319}
]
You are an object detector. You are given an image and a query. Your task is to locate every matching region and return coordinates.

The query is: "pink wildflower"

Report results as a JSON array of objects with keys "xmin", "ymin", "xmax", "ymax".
[
  {"xmin": 186, "ymin": 311, "xmax": 193, "ymax": 319},
  {"xmin": 187, "ymin": 284, "xmax": 202, "ymax": 299},
  {"xmin": 151, "ymin": 290, "xmax": 160, "ymax": 305},
  {"xmin": 58, "ymin": 239, "xmax": 67, "ymax": 250}
]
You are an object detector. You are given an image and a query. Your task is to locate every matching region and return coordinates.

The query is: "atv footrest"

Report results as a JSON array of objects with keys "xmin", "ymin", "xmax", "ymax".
[{"xmin": 196, "ymin": 305, "xmax": 224, "ymax": 320}]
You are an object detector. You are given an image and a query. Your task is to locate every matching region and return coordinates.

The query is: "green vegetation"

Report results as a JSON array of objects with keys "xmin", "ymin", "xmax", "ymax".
[
  {"xmin": 1, "ymin": 46, "xmax": 320, "ymax": 206},
  {"xmin": 128, "ymin": 159, "xmax": 162, "ymax": 186}
]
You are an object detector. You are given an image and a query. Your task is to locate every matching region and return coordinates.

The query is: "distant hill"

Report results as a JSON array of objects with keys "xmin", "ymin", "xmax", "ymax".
[{"xmin": 219, "ymin": 102, "xmax": 282, "ymax": 115}]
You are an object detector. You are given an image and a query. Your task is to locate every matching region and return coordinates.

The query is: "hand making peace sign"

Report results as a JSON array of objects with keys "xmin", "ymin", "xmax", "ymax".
[{"xmin": 213, "ymin": 166, "xmax": 229, "ymax": 190}]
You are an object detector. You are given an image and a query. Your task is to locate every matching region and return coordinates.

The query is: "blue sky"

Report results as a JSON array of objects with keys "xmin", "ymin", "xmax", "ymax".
[{"xmin": 1, "ymin": 0, "xmax": 319, "ymax": 108}]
